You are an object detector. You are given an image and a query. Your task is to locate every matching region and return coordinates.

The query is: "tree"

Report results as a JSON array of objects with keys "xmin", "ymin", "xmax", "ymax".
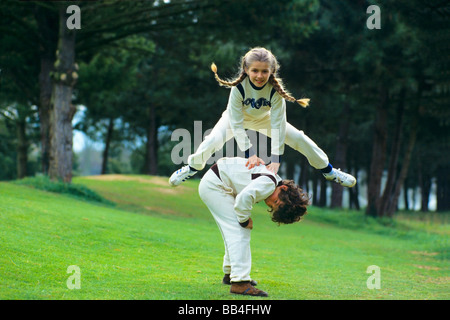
[
  {"xmin": 48, "ymin": 4, "xmax": 78, "ymax": 182},
  {"xmin": 34, "ymin": 3, "xmax": 58, "ymax": 175},
  {"xmin": 0, "ymin": 1, "xmax": 41, "ymax": 178},
  {"xmin": 364, "ymin": 0, "xmax": 450, "ymax": 216},
  {"xmin": 19, "ymin": 0, "xmax": 220, "ymax": 182},
  {"xmin": 76, "ymin": 42, "xmax": 142, "ymax": 174},
  {"xmin": 277, "ymin": 0, "xmax": 366, "ymax": 207},
  {"xmin": 0, "ymin": 104, "xmax": 38, "ymax": 178}
]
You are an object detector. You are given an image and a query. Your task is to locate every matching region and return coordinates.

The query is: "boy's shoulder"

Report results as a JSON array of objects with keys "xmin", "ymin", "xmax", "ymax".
[{"xmin": 217, "ymin": 157, "xmax": 280, "ymax": 182}]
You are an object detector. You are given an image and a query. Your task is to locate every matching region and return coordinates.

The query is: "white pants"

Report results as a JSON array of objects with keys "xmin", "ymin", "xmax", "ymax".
[
  {"xmin": 188, "ymin": 110, "xmax": 329, "ymax": 171},
  {"xmin": 198, "ymin": 169, "xmax": 252, "ymax": 282}
]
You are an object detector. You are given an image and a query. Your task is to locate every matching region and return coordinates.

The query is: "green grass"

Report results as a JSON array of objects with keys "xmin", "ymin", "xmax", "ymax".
[{"xmin": 1, "ymin": 174, "xmax": 448, "ymax": 300}]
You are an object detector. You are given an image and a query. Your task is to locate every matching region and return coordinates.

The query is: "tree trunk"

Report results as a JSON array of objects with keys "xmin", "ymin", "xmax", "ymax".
[
  {"xmin": 312, "ymin": 172, "xmax": 319, "ymax": 205},
  {"xmin": 411, "ymin": 187, "xmax": 417, "ymax": 210},
  {"xmin": 386, "ymin": 113, "xmax": 418, "ymax": 217},
  {"xmin": 418, "ymin": 158, "xmax": 431, "ymax": 212},
  {"xmin": 436, "ymin": 164, "xmax": 450, "ymax": 212},
  {"xmin": 101, "ymin": 118, "xmax": 114, "ymax": 174},
  {"xmin": 347, "ymin": 153, "xmax": 360, "ymax": 210},
  {"xmin": 299, "ymin": 157, "xmax": 309, "ymax": 192},
  {"xmin": 420, "ymin": 177, "xmax": 431, "ymax": 212},
  {"xmin": 403, "ymin": 180, "xmax": 410, "ymax": 211},
  {"xmin": 331, "ymin": 103, "xmax": 350, "ymax": 208},
  {"xmin": 145, "ymin": 104, "xmax": 158, "ymax": 175},
  {"xmin": 378, "ymin": 88, "xmax": 406, "ymax": 216},
  {"xmin": 384, "ymin": 81, "xmax": 423, "ymax": 217},
  {"xmin": 349, "ymin": 169, "xmax": 360, "ymax": 210},
  {"xmin": 38, "ymin": 57, "xmax": 53, "ymax": 175},
  {"xmin": 34, "ymin": 4, "xmax": 57, "ymax": 175},
  {"xmin": 16, "ymin": 119, "xmax": 28, "ymax": 179},
  {"xmin": 49, "ymin": 6, "xmax": 77, "ymax": 183},
  {"xmin": 366, "ymin": 87, "xmax": 389, "ymax": 217},
  {"xmin": 318, "ymin": 178, "xmax": 327, "ymax": 207},
  {"xmin": 285, "ymin": 158, "xmax": 295, "ymax": 183}
]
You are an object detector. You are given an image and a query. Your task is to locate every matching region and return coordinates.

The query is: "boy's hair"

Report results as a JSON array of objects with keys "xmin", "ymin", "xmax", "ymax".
[
  {"xmin": 210, "ymin": 47, "xmax": 309, "ymax": 108},
  {"xmin": 269, "ymin": 180, "xmax": 310, "ymax": 225}
]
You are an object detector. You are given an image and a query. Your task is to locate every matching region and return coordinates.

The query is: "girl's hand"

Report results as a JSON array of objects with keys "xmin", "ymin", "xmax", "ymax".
[
  {"xmin": 245, "ymin": 155, "xmax": 265, "ymax": 170},
  {"xmin": 266, "ymin": 162, "xmax": 281, "ymax": 175}
]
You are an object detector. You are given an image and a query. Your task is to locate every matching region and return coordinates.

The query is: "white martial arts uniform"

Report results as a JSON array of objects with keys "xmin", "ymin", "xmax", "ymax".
[
  {"xmin": 188, "ymin": 77, "xmax": 329, "ymax": 171},
  {"xmin": 198, "ymin": 157, "xmax": 282, "ymax": 283}
]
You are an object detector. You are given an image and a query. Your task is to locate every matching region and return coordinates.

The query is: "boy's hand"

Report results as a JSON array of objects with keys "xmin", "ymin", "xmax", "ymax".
[
  {"xmin": 245, "ymin": 155, "xmax": 265, "ymax": 170},
  {"xmin": 245, "ymin": 218, "xmax": 253, "ymax": 230},
  {"xmin": 266, "ymin": 162, "xmax": 280, "ymax": 174}
]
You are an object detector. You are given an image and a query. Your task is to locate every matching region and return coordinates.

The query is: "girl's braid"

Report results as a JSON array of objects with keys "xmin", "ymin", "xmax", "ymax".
[
  {"xmin": 211, "ymin": 47, "xmax": 310, "ymax": 108},
  {"xmin": 269, "ymin": 75, "xmax": 309, "ymax": 108},
  {"xmin": 211, "ymin": 63, "xmax": 246, "ymax": 88}
]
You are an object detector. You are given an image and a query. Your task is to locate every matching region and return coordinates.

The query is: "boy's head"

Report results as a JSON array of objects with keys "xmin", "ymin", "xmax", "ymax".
[{"xmin": 264, "ymin": 180, "xmax": 310, "ymax": 225}]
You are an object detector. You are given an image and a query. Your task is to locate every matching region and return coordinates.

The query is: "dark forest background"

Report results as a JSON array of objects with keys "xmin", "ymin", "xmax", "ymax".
[{"xmin": 1, "ymin": 0, "xmax": 449, "ymax": 217}]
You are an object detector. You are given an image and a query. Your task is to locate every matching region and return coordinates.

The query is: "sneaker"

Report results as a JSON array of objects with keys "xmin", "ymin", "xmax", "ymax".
[
  {"xmin": 230, "ymin": 281, "xmax": 268, "ymax": 297},
  {"xmin": 169, "ymin": 165, "xmax": 197, "ymax": 187},
  {"xmin": 323, "ymin": 168, "xmax": 356, "ymax": 188}
]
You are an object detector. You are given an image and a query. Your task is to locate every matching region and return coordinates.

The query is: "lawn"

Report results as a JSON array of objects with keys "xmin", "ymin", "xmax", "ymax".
[{"xmin": 0, "ymin": 174, "xmax": 448, "ymax": 300}]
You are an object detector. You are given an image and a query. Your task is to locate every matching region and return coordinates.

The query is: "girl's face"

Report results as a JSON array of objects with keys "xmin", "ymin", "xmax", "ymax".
[{"xmin": 245, "ymin": 61, "xmax": 272, "ymax": 88}]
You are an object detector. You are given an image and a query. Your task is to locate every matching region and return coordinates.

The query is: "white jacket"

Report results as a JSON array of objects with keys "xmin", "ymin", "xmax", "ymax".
[
  {"xmin": 226, "ymin": 77, "xmax": 287, "ymax": 162},
  {"xmin": 214, "ymin": 157, "xmax": 282, "ymax": 224}
]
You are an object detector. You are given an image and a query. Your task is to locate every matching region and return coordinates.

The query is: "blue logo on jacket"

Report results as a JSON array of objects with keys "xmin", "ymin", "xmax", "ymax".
[{"xmin": 243, "ymin": 98, "xmax": 271, "ymax": 109}]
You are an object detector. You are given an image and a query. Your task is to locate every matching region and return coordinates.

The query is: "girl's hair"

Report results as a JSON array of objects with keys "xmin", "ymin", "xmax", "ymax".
[
  {"xmin": 211, "ymin": 47, "xmax": 309, "ymax": 107},
  {"xmin": 269, "ymin": 180, "xmax": 310, "ymax": 225}
]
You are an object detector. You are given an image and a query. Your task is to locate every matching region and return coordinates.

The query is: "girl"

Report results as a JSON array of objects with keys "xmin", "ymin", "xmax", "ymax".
[{"xmin": 169, "ymin": 47, "xmax": 356, "ymax": 188}]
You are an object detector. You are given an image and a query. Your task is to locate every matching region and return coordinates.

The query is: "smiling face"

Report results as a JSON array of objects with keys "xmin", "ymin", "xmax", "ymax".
[{"xmin": 245, "ymin": 61, "xmax": 272, "ymax": 88}]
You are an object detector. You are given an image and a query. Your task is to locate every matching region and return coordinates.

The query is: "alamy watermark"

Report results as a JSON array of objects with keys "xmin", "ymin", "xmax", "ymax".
[
  {"xmin": 170, "ymin": 121, "xmax": 280, "ymax": 166},
  {"xmin": 66, "ymin": 5, "xmax": 81, "ymax": 30},
  {"xmin": 366, "ymin": 265, "xmax": 381, "ymax": 289},
  {"xmin": 66, "ymin": 265, "xmax": 81, "ymax": 290},
  {"xmin": 366, "ymin": 5, "xmax": 381, "ymax": 30},
  {"xmin": 64, "ymin": 264, "xmax": 381, "ymax": 291},
  {"xmin": 23, "ymin": 0, "xmax": 94, "ymax": 30},
  {"xmin": 30, "ymin": 2, "xmax": 381, "ymax": 31}
]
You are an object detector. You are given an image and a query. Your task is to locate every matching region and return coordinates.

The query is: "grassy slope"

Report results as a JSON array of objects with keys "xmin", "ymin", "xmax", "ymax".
[{"xmin": 0, "ymin": 175, "xmax": 448, "ymax": 300}]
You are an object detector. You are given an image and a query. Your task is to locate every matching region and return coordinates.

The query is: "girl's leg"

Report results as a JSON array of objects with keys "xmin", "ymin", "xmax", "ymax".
[
  {"xmin": 284, "ymin": 122, "xmax": 329, "ymax": 170},
  {"xmin": 187, "ymin": 110, "xmax": 234, "ymax": 171},
  {"xmin": 248, "ymin": 117, "xmax": 329, "ymax": 170},
  {"xmin": 169, "ymin": 111, "xmax": 233, "ymax": 186},
  {"xmin": 249, "ymin": 119, "xmax": 356, "ymax": 187},
  {"xmin": 284, "ymin": 123, "xmax": 356, "ymax": 187}
]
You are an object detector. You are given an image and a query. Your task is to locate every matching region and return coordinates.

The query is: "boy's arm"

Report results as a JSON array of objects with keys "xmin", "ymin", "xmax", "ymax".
[{"xmin": 234, "ymin": 176, "xmax": 276, "ymax": 227}]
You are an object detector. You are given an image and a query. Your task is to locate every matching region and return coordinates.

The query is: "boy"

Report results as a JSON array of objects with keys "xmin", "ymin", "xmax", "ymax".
[{"xmin": 198, "ymin": 157, "xmax": 310, "ymax": 297}]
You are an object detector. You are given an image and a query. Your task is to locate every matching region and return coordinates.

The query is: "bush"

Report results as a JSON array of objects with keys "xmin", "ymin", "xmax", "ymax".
[{"xmin": 13, "ymin": 176, "xmax": 114, "ymax": 206}]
